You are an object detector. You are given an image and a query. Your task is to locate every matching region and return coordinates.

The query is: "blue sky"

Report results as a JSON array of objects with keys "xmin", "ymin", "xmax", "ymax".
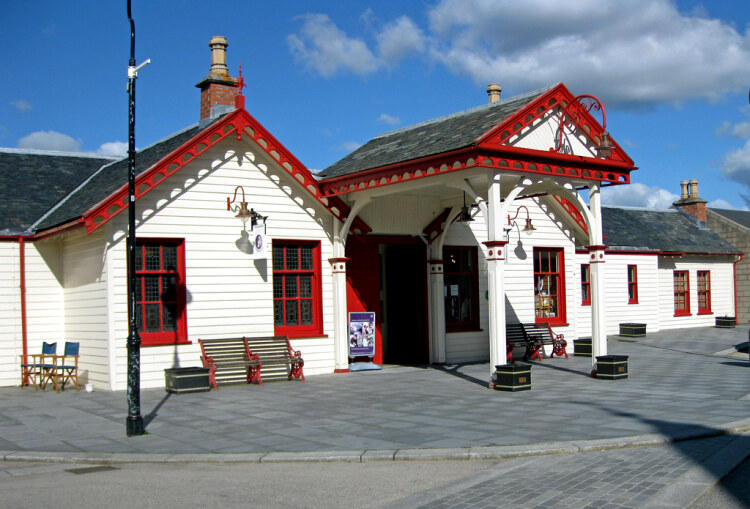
[{"xmin": 2, "ymin": 1, "xmax": 750, "ymax": 210}]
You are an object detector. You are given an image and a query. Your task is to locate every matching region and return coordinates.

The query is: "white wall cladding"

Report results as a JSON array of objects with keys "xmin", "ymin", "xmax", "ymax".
[
  {"xmin": 657, "ymin": 256, "xmax": 735, "ymax": 330},
  {"xmin": 359, "ymin": 194, "xmax": 443, "ymax": 235},
  {"xmin": 104, "ymin": 140, "xmax": 335, "ymax": 390},
  {"xmin": 512, "ymin": 110, "xmax": 597, "ymax": 157},
  {"xmin": 61, "ymin": 228, "xmax": 110, "ymax": 389},
  {"xmin": 0, "ymin": 242, "xmax": 22, "ymax": 386}
]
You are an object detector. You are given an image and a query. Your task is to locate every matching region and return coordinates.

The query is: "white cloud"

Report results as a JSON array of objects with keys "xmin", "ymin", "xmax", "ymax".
[
  {"xmin": 97, "ymin": 141, "xmax": 127, "ymax": 157},
  {"xmin": 426, "ymin": 0, "xmax": 750, "ymax": 108},
  {"xmin": 287, "ymin": 14, "xmax": 380, "ymax": 77},
  {"xmin": 376, "ymin": 16, "xmax": 427, "ymax": 65},
  {"xmin": 600, "ymin": 182, "xmax": 679, "ymax": 209},
  {"xmin": 377, "ymin": 113, "xmax": 401, "ymax": 125},
  {"xmin": 716, "ymin": 120, "xmax": 750, "ymax": 139},
  {"xmin": 11, "ymin": 100, "xmax": 33, "ymax": 112},
  {"xmin": 18, "ymin": 131, "xmax": 82, "ymax": 152},
  {"xmin": 707, "ymin": 198, "xmax": 738, "ymax": 210},
  {"xmin": 720, "ymin": 139, "xmax": 750, "ymax": 187}
]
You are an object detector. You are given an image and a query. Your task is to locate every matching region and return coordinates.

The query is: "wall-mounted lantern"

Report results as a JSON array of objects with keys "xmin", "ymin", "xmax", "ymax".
[
  {"xmin": 227, "ymin": 185, "xmax": 267, "ymax": 228},
  {"xmin": 507, "ymin": 205, "xmax": 535, "ymax": 236}
]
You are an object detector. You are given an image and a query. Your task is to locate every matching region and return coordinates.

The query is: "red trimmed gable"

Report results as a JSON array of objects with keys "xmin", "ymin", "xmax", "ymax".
[
  {"xmin": 83, "ymin": 107, "xmax": 371, "ymax": 236},
  {"xmin": 477, "ymin": 83, "xmax": 633, "ymax": 166}
]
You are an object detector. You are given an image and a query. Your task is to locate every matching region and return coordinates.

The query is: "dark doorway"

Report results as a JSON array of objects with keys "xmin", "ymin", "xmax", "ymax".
[{"xmin": 381, "ymin": 242, "xmax": 428, "ymax": 364}]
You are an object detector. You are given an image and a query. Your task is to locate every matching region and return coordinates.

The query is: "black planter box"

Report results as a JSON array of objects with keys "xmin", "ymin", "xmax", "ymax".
[
  {"xmin": 715, "ymin": 316, "xmax": 736, "ymax": 328},
  {"xmin": 619, "ymin": 323, "xmax": 646, "ymax": 337},
  {"xmin": 164, "ymin": 367, "xmax": 211, "ymax": 394},
  {"xmin": 574, "ymin": 338, "xmax": 592, "ymax": 357},
  {"xmin": 493, "ymin": 363, "xmax": 531, "ymax": 392},
  {"xmin": 595, "ymin": 355, "xmax": 628, "ymax": 380}
]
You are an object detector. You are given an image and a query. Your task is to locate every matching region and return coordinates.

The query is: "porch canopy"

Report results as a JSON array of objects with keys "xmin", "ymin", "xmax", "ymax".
[{"xmin": 316, "ymin": 83, "xmax": 637, "ymax": 380}]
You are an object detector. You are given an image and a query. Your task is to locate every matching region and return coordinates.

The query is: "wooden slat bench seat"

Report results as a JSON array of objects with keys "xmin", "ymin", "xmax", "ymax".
[
  {"xmin": 198, "ymin": 337, "xmax": 261, "ymax": 389},
  {"xmin": 506, "ymin": 323, "xmax": 542, "ymax": 362},
  {"xmin": 521, "ymin": 323, "xmax": 568, "ymax": 359},
  {"xmin": 246, "ymin": 335, "xmax": 304, "ymax": 383}
]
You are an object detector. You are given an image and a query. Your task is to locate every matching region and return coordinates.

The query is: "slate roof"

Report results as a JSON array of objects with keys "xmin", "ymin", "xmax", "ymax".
[
  {"xmin": 708, "ymin": 207, "xmax": 750, "ymax": 230},
  {"xmin": 601, "ymin": 206, "xmax": 740, "ymax": 254},
  {"xmin": 317, "ymin": 86, "xmax": 553, "ymax": 180},
  {"xmin": 0, "ymin": 149, "xmax": 116, "ymax": 235},
  {"xmin": 35, "ymin": 123, "xmax": 204, "ymax": 231}
]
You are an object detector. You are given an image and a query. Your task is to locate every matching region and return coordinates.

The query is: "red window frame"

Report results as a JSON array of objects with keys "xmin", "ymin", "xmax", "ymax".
[
  {"xmin": 272, "ymin": 240, "xmax": 323, "ymax": 337},
  {"xmin": 673, "ymin": 270, "xmax": 691, "ymax": 317},
  {"xmin": 581, "ymin": 264, "xmax": 590, "ymax": 306},
  {"xmin": 443, "ymin": 246, "xmax": 480, "ymax": 332},
  {"xmin": 132, "ymin": 238, "xmax": 188, "ymax": 346},
  {"xmin": 627, "ymin": 265, "xmax": 638, "ymax": 304},
  {"xmin": 533, "ymin": 248, "xmax": 566, "ymax": 326},
  {"xmin": 697, "ymin": 270, "xmax": 711, "ymax": 315}
]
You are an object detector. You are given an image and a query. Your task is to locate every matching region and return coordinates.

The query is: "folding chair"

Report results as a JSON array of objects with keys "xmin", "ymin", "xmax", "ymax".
[
  {"xmin": 20, "ymin": 342, "xmax": 56, "ymax": 390},
  {"xmin": 57, "ymin": 342, "xmax": 80, "ymax": 391}
]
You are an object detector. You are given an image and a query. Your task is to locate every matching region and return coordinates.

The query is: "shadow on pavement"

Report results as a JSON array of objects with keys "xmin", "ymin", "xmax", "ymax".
[
  {"xmin": 430, "ymin": 364, "xmax": 488, "ymax": 388},
  {"xmin": 577, "ymin": 401, "xmax": 750, "ymax": 507},
  {"xmin": 143, "ymin": 392, "xmax": 171, "ymax": 428}
]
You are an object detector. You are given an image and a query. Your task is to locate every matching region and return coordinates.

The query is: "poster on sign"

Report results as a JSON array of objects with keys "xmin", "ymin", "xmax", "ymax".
[
  {"xmin": 249, "ymin": 224, "xmax": 267, "ymax": 259},
  {"xmin": 348, "ymin": 312, "xmax": 376, "ymax": 358}
]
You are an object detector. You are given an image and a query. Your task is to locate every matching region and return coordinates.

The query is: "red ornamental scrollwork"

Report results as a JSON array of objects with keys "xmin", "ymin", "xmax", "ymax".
[{"xmin": 552, "ymin": 94, "xmax": 607, "ymax": 154}]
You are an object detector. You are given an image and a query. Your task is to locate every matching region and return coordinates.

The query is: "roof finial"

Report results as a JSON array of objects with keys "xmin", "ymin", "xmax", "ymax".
[{"xmin": 237, "ymin": 63, "xmax": 245, "ymax": 96}]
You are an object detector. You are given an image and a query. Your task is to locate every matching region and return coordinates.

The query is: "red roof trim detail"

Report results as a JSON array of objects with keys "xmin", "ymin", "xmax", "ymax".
[
  {"xmin": 83, "ymin": 109, "xmax": 370, "ymax": 236},
  {"xmin": 553, "ymin": 196, "xmax": 588, "ymax": 234},
  {"xmin": 478, "ymin": 84, "xmax": 634, "ymax": 166},
  {"xmin": 422, "ymin": 208, "xmax": 452, "ymax": 244},
  {"xmin": 318, "ymin": 145, "xmax": 634, "ymax": 197}
]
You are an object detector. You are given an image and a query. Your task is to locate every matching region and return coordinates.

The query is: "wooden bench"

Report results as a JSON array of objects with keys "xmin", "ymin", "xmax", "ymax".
[
  {"xmin": 198, "ymin": 337, "xmax": 262, "ymax": 389},
  {"xmin": 246, "ymin": 336, "xmax": 305, "ymax": 383},
  {"xmin": 506, "ymin": 323, "xmax": 542, "ymax": 362},
  {"xmin": 521, "ymin": 322, "xmax": 568, "ymax": 359}
]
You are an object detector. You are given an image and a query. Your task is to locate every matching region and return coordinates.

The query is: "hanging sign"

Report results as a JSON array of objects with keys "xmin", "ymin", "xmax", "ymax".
[
  {"xmin": 348, "ymin": 312, "xmax": 375, "ymax": 358},
  {"xmin": 249, "ymin": 224, "xmax": 267, "ymax": 259}
]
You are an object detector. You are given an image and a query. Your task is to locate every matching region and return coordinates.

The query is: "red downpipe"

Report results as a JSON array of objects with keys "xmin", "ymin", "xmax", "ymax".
[
  {"xmin": 734, "ymin": 253, "xmax": 744, "ymax": 323},
  {"xmin": 19, "ymin": 238, "xmax": 29, "ymax": 385}
]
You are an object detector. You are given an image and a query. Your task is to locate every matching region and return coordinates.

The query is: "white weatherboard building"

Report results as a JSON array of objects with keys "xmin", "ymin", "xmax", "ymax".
[{"xmin": 0, "ymin": 38, "xmax": 741, "ymax": 390}]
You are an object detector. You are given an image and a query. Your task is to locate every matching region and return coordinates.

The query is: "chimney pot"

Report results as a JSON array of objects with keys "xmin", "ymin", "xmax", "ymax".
[
  {"xmin": 487, "ymin": 83, "xmax": 502, "ymax": 103},
  {"xmin": 680, "ymin": 180, "xmax": 689, "ymax": 199},
  {"xmin": 196, "ymin": 36, "xmax": 238, "ymax": 123},
  {"xmin": 688, "ymin": 179, "xmax": 699, "ymax": 198}
]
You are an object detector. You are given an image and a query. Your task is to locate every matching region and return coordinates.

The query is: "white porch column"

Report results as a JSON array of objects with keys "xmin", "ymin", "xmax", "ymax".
[
  {"xmin": 428, "ymin": 259, "xmax": 447, "ymax": 364},
  {"xmin": 588, "ymin": 183, "xmax": 608, "ymax": 368},
  {"xmin": 330, "ymin": 220, "xmax": 350, "ymax": 373},
  {"xmin": 484, "ymin": 173, "xmax": 508, "ymax": 383}
]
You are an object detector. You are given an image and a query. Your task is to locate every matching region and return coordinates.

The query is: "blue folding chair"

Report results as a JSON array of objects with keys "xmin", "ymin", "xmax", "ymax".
[
  {"xmin": 57, "ymin": 342, "xmax": 80, "ymax": 392},
  {"xmin": 20, "ymin": 342, "xmax": 56, "ymax": 390}
]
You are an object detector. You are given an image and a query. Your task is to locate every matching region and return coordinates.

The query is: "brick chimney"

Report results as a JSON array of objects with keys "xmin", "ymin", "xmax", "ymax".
[
  {"xmin": 672, "ymin": 179, "xmax": 707, "ymax": 222},
  {"xmin": 196, "ymin": 36, "xmax": 238, "ymax": 123},
  {"xmin": 487, "ymin": 83, "xmax": 502, "ymax": 103}
]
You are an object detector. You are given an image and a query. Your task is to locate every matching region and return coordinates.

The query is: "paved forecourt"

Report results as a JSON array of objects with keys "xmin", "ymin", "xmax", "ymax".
[{"xmin": 0, "ymin": 325, "xmax": 748, "ymax": 460}]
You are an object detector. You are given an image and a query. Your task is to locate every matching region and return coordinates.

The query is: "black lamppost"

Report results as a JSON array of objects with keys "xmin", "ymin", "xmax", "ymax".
[{"xmin": 125, "ymin": 0, "xmax": 149, "ymax": 437}]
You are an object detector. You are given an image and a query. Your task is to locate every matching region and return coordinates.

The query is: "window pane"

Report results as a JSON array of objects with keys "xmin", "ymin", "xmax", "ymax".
[
  {"xmin": 144, "ymin": 304, "xmax": 160, "ymax": 332},
  {"xmin": 581, "ymin": 265, "xmax": 589, "ymax": 283},
  {"xmin": 286, "ymin": 246, "xmax": 299, "ymax": 270},
  {"xmin": 273, "ymin": 244, "xmax": 284, "ymax": 269},
  {"xmin": 460, "ymin": 299, "xmax": 471, "ymax": 321},
  {"xmin": 145, "ymin": 246, "xmax": 160, "ymax": 270},
  {"xmin": 286, "ymin": 301, "xmax": 298, "ymax": 326},
  {"xmin": 300, "ymin": 245, "xmax": 313, "ymax": 270},
  {"xmin": 162, "ymin": 276, "xmax": 177, "ymax": 302},
  {"xmin": 135, "ymin": 277, "xmax": 142, "ymax": 300},
  {"xmin": 582, "ymin": 286, "xmax": 590, "ymax": 302},
  {"xmin": 273, "ymin": 275, "xmax": 283, "ymax": 299},
  {"xmin": 163, "ymin": 246, "xmax": 177, "ymax": 271},
  {"xmin": 459, "ymin": 275, "xmax": 471, "ymax": 296},
  {"xmin": 300, "ymin": 299, "xmax": 313, "ymax": 325},
  {"xmin": 144, "ymin": 276, "xmax": 160, "ymax": 301},
  {"xmin": 136, "ymin": 304, "xmax": 143, "ymax": 330},
  {"xmin": 135, "ymin": 245, "xmax": 143, "ymax": 271},
  {"xmin": 274, "ymin": 301, "xmax": 284, "ymax": 326},
  {"xmin": 162, "ymin": 303, "xmax": 177, "ymax": 332},
  {"xmin": 285, "ymin": 275, "xmax": 298, "ymax": 298},
  {"xmin": 299, "ymin": 275, "xmax": 312, "ymax": 297},
  {"xmin": 460, "ymin": 252, "xmax": 471, "ymax": 272}
]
